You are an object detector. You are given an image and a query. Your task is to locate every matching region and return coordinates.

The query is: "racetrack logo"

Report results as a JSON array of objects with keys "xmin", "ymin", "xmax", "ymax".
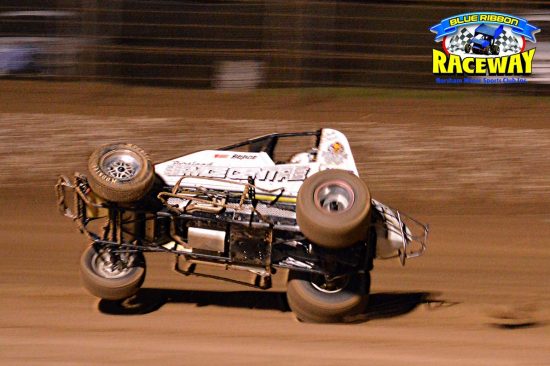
[{"xmin": 430, "ymin": 12, "xmax": 540, "ymax": 83}]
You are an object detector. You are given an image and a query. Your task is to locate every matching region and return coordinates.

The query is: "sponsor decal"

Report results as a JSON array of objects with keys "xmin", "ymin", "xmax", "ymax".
[
  {"xmin": 214, "ymin": 153, "xmax": 256, "ymax": 160},
  {"xmin": 430, "ymin": 12, "xmax": 540, "ymax": 84},
  {"xmin": 329, "ymin": 142, "xmax": 344, "ymax": 153},
  {"xmin": 322, "ymin": 141, "xmax": 348, "ymax": 165},
  {"xmin": 164, "ymin": 162, "xmax": 310, "ymax": 183},
  {"xmin": 231, "ymin": 153, "xmax": 257, "ymax": 160}
]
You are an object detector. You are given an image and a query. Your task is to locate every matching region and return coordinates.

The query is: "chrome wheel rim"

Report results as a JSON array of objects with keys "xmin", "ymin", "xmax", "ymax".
[
  {"xmin": 92, "ymin": 250, "xmax": 133, "ymax": 279},
  {"xmin": 100, "ymin": 150, "xmax": 141, "ymax": 181},
  {"xmin": 310, "ymin": 274, "xmax": 350, "ymax": 294},
  {"xmin": 314, "ymin": 180, "xmax": 355, "ymax": 213}
]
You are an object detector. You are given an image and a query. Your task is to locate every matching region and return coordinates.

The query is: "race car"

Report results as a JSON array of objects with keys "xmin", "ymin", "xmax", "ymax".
[
  {"xmin": 464, "ymin": 23, "xmax": 504, "ymax": 55},
  {"xmin": 56, "ymin": 128, "xmax": 428, "ymax": 323}
]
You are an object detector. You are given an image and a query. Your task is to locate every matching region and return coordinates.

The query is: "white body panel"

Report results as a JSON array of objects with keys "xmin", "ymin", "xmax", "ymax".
[
  {"xmin": 155, "ymin": 128, "xmax": 358, "ymax": 196},
  {"xmin": 316, "ymin": 128, "xmax": 358, "ymax": 174}
]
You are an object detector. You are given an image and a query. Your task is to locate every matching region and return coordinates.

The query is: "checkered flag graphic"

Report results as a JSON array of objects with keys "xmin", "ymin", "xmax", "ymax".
[
  {"xmin": 448, "ymin": 28, "xmax": 473, "ymax": 53},
  {"xmin": 494, "ymin": 30, "xmax": 520, "ymax": 54}
]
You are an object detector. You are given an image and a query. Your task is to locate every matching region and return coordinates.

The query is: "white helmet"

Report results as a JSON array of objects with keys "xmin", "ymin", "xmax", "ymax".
[{"xmin": 290, "ymin": 152, "xmax": 313, "ymax": 164}]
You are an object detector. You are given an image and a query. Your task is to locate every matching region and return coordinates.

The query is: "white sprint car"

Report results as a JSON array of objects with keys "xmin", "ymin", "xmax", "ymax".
[{"xmin": 56, "ymin": 128, "xmax": 428, "ymax": 323}]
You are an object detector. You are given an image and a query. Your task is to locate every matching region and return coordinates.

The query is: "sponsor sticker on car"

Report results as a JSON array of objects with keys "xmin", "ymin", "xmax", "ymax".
[{"xmin": 164, "ymin": 162, "xmax": 310, "ymax": 182}]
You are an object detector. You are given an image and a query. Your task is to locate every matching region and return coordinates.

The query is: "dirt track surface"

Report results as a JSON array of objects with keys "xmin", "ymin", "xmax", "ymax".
[
  {"xmin": 1, "ymin": 199, "xmax": 549, "ymax": 365},
  {"xmin": 1, "ymin": 81, "xmax": 549, "ymax": 365}
]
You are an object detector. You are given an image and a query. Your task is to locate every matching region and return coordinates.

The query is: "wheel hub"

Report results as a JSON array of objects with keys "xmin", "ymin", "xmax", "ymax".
[
  {"xmin": 100, "ymin": 150, "xmax": 142, "ymax": 182},
  {"xmin": 314, "ymin": 180, "xmax": 355, "ymax": 213},
  {"xmin": 310, "ymin": 274, "xmax": 350, "ymax": 294},
  {"xmin": 92, "ymin": 250, "xmax": 133, "ymax": 279}
]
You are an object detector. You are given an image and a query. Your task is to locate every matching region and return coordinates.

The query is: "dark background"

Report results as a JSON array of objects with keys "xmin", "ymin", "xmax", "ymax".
[{"xmin": 1, "ymin": 0, "xmax": 548, "ymax": 88}]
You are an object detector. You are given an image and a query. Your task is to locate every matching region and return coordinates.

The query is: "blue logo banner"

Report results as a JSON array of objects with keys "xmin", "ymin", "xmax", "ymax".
[{"xmin": 430, "ymin": 12, "xmax": 540, "ymax": 42}]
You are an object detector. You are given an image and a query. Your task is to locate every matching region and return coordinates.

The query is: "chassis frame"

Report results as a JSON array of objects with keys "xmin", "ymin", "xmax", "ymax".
[{"xmin": 56, "ymin": 170, "xmax": 428, "ymax": 290}]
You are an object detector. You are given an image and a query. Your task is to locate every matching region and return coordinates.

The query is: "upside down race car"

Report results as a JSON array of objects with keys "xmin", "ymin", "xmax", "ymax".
[{"xmin": 56, "ymin": 128, "xmax": 428, "ymax": 323}]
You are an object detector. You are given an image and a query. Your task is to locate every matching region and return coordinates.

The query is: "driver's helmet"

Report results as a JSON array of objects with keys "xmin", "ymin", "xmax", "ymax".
[{"xmin": 290, "ymin": 150, "xmax": 315, "ymax": 164}]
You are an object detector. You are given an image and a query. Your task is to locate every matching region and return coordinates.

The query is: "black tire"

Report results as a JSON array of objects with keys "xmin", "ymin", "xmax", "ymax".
[
  {"xmin": 491, "ymin": 45, "xmax": 500, "ymax": 55},
  {"xmin": 80, "ymin": 245, "xmax": 146, "ymax": 301},
  {"xmin": 287, "ymin": 271, "xmax": 370, "ymax": 323},
  {"xmin": 296, "ymin": 169, "xmax": 371, "ymax": 249},
  {"xmin": 464, "ymin": 43, "xmax": 471, "ymax": 53},
  {"xmin": 88, "ymin": 143, "xmax": 154, "ymax": 203}
]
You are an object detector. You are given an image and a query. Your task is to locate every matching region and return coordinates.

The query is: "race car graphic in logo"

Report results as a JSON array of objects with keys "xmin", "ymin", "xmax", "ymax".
[{"xmin": 430, "ymin": 12, "xmax": 540, "ymax": 82}]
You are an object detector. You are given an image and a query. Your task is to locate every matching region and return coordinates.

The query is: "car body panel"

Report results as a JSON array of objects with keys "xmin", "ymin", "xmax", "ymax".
[{"xmin": 155, "ymin": 128, "xmax": 358, "ymax": 197}]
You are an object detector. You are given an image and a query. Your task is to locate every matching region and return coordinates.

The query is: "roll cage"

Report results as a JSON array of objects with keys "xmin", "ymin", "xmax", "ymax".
[{"xmin": 218, "ymin": 130, "xmax": 322, "ymax": 161}]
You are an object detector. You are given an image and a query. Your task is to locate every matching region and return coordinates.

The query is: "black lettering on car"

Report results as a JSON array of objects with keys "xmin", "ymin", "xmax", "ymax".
[{"xmin": 231, "ymin": 154, "xmax": 257, "ymax": 160}]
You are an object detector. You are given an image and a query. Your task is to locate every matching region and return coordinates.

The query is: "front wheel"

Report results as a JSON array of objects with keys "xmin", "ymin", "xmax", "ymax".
[
  {"xmin": 87, "ymin": 143, "xmax": 155, "ymax": 203},
  {"xmin": 286, "ymin": 271, "xmax": 370, "ymax": 323},
  {"xmin": 80, "ymin": 245, "xmax": 146, "ymax": 301},
  {"xmin": 464, "ymin": 43, "xmax": 472, "ymax": 53}
]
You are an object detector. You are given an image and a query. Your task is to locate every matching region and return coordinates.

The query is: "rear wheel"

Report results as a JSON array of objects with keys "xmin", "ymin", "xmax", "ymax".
[
  {"xmin": 464, "ymin": 43, "xmax": 472, "ymax": 53},
  {"xmin": 287, "ymin": 270, "xmax": 370, "ymax": 323},
  {"xmin": 296, "ymin": 169, "xmax": 371, "ymax": 249},
  {"xmin": 80, "ymin": 245, "xmax": 146, "ymax": 301},
  {"xmin": 88, "ymin": 143, "xmax": 154, "ymax": 203}
]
